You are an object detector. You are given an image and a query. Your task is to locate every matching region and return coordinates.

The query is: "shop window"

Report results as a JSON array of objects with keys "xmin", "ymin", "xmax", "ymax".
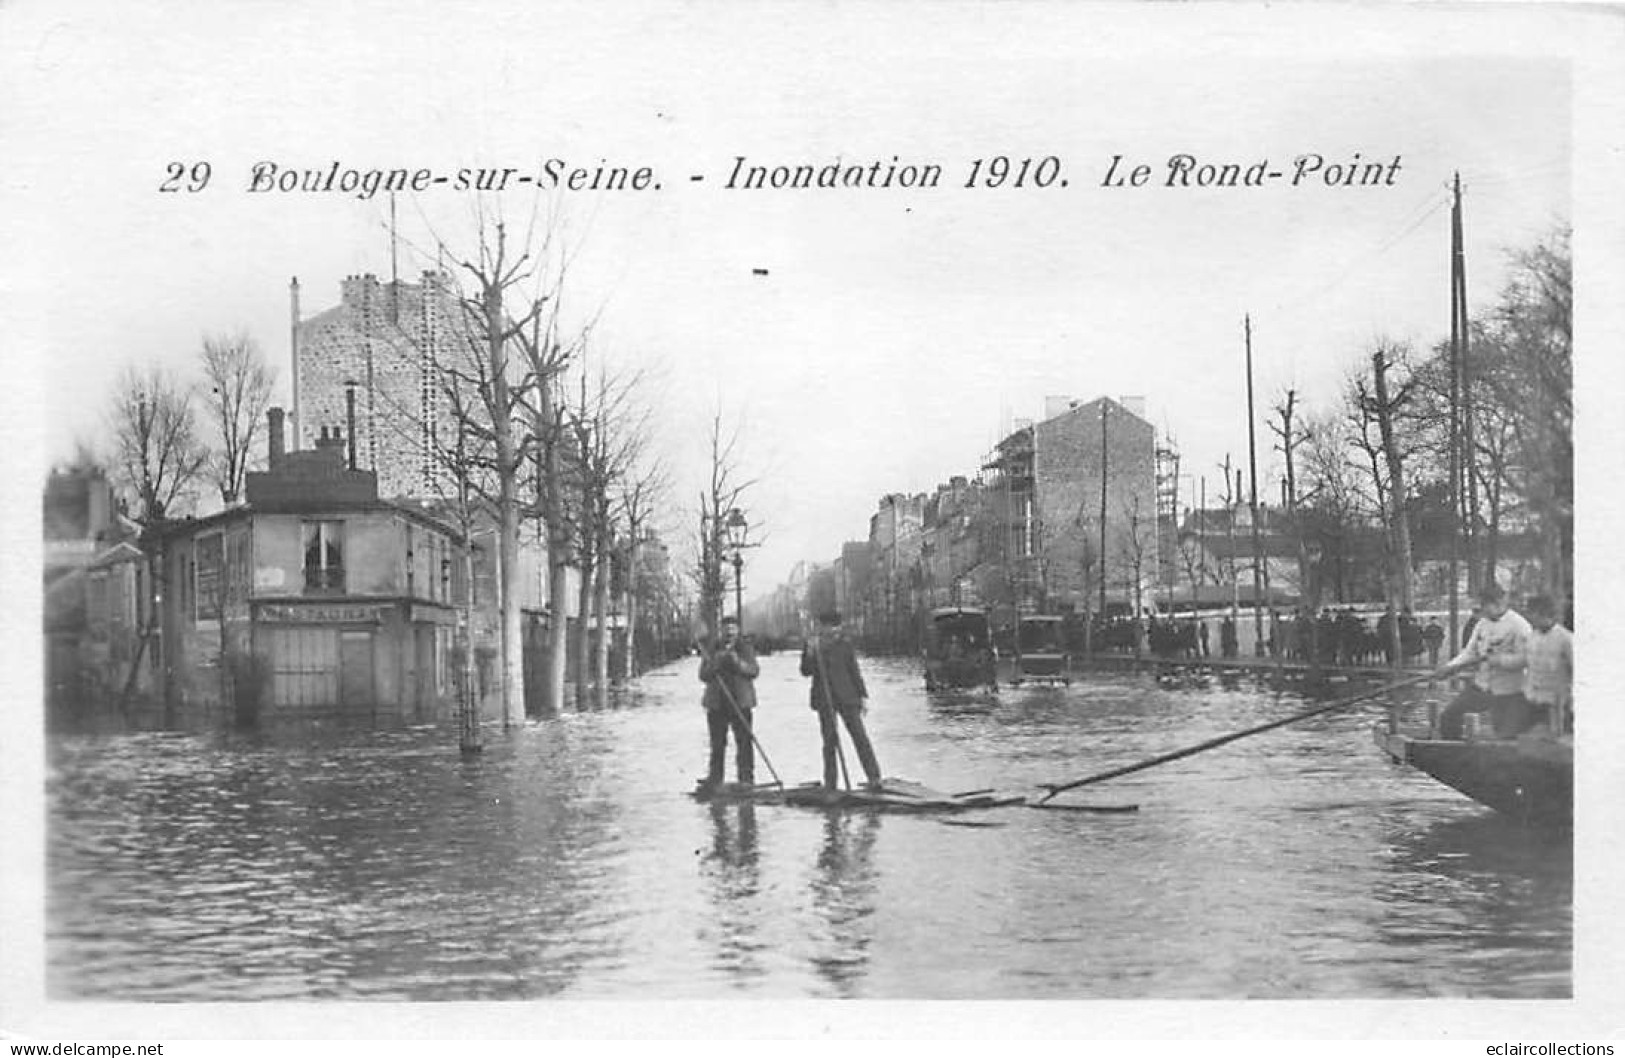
[
  {"xmin": 195, "ymin": 532, "xmax": 224, "ymax": 622},
  {"xmin": 303, "ymin": 521, "xmax": 346, "ymax": 592}
]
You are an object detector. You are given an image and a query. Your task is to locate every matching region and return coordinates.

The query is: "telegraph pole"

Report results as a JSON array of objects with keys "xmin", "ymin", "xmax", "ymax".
[
  {"xmin": 1245, "ymin": 315, "xmax": 1266, "ymax": 655},
  {"xmin": 1448, "ymin": 172, "xmax": 1463, "ymax": 652},
  {"xmin": 1098, "ymin": 400, "xmax": 1109, "ymax": 620}
]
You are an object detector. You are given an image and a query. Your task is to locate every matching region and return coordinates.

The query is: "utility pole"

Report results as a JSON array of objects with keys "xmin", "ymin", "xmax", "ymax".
[
  {"xmin": 1223, "ymin": 454, "xmax": 1239, "ymax": 626},
  {"xmin": 1454, "ymin": 172, "xmax": 1479, "ymax": 601},
  {"xmin": 1245, "ymin": 315, "xmax": 1266, "ymax": 656},
  {"xmin": 1448, "ymin": 172, "xmax": 1463, "ymax": 652},
  {"xmin": 1198, "ymin": 474, "xmax": 1206, "ymax": 595},
  {"xmin": 1098, "ymin": 400, "xmax": 1109, "ymax": 621}
]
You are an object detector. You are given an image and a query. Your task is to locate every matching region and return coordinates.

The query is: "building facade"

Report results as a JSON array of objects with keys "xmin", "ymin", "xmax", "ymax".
[
  {"xmin": 43, "ymin": 464, "xmax": 149, "ymax": 710},
  {"xmin": 155, "ymin": 411, "xmax": 484, "ymax": 722}
]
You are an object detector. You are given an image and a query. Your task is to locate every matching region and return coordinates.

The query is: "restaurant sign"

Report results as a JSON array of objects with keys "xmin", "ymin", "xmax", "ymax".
[{"xmin": 258, "ymin": 603, "xmax": 389, "ymax": 625}]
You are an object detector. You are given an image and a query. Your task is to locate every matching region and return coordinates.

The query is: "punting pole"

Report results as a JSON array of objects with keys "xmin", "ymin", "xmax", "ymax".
[
  {"xmin": 1034, "ymin": 671, "xmax": 1433, "ymax": 803},
  {"xmin": 710, "ymin": 664, "xmax": 784, "ymax": 789}
]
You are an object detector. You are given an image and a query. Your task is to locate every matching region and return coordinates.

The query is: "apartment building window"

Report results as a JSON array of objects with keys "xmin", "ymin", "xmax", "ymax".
[{"xmin": 303, "ymin": 520, "xmax": 346, "ymax": 592}]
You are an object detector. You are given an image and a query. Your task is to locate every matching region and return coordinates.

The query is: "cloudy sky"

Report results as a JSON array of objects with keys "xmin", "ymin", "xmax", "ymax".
[{"xmin": 2, "ymin": 2, "xmax": 1611, "ymax": 597}]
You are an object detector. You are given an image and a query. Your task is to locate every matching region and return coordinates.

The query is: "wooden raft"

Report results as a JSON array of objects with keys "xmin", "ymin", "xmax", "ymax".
[{"xmin": 691, "ymin": 777, "xmax": 1026, "ymax": 813}]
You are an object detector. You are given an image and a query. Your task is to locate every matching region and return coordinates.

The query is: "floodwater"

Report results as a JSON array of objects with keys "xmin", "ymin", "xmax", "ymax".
[{"xmin": 45, "ymin": 655, "xmax": 1571, "ymax": 1000}]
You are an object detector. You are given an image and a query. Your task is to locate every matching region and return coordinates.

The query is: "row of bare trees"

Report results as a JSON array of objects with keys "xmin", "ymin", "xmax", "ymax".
[
  {"xmin": 1266, "ymin": 229, "xmax": 1572, "ymax": 646},
  {"xmin": 374, "ymin": 214, "xmax": 677, "ymax": 723},
  {"xmin": 106, "ymin": 333, "xmax": 276, "ymax": 528}
]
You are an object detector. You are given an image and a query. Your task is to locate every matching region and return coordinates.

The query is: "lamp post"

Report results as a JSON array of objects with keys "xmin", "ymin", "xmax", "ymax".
[{"xmin": 724, "ymin": 507, "xmax": 749, "ymax": 627}]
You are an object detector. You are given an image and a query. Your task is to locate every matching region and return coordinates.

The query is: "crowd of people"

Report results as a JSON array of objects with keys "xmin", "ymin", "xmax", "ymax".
[{"xmin": 1095, "ymin": 605, "xmax": 1457, "ymax": 667}]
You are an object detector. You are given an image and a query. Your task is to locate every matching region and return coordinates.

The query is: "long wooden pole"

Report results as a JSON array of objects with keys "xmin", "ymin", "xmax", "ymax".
[{"xmin": 1036, "ymin": 671, "xmax": 1433, "ymax": 801}]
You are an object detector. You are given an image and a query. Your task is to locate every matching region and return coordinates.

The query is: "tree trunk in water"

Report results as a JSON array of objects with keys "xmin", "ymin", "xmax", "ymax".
[
  {"xmin": 574, "ymin": 519, "xmax": 595, "ymax": 708},
  {"xmin": 485, "ymin": 279, "xmax": 524, "ymax": 728},
  {"xmin": 622, "ymin": 534, "xmax": 639, "ymax": 681},
  {"xmin": 593, "ymin": 525, "xmax": 611, "ymax": 706},
  {"xmin": 547, "ymin": 555, "xmax": 570, "ymax": 711},
  {"xmin": 534, "ymin": 383, "xmax": 569, "ymax": 715},
  {"xmin": 1372, "ymin": 352, "xmax": 1413, "ymax": 671},
  {"xmin": 459, "ymin": 541, "xmax": 482, "ymax": 753}
]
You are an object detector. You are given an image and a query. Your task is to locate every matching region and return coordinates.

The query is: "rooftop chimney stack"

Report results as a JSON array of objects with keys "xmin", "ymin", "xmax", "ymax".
[
  {"xmin": 268, "ymin": 407, "xmax": 286, "ymax": 470},
  {"xmin": 344, "ymin": 382, "xmax": 358, "ymax": 471},
  {"xmin": 289, "ymin": 278, "xmax": 301, "ymax": 449}
]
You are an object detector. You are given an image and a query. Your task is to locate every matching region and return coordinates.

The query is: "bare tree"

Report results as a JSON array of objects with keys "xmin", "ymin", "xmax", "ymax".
[
  {"xmin": 431, "ymin": 370, "xmax": 500, "ymax": 753},
  {"xmin": 384, "ymin": 211, "xmax": 567, "ymax": 725},
  {"xmin": 1297, "ymin": 410, "xmax": 1371, "ymax": 603},
  {"xmin": 1368, "ymin": 344, "xmax": 1418, "ymax": 666},
  {"xmin": 1118, "ymin": 493, "xmax": 1154, "ymax": 651},
  {"xmin": 198, "ymin": 332, "xmax": 275, "ymax": 504},
  {"xmin": 617, "ymin": 451, "xmax": 671, "ymax": 680},
  {"xmin": 109, "ymin": 362, "xmax": 208, "ymax": 525},
  {"xmin": 693, "ymin": 408, "xmax": 756, "ymax": 635},
  {"xmin": 106, "ymin": 362, "xmax": 208, "ymax": 707},
  {"xmin": 563, "ymin": 360, "xmax": 651, "ymax": 705}
]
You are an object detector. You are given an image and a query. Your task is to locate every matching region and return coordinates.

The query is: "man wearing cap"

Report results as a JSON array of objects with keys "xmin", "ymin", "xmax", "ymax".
[
  {"xmin": 800, "ymin": 610, "xmax": 883, "ymax": 790},
  {"xmin": 1432, "ymin": 583, "xmax": 1534, "ymax": 739},
  {"xmin": 698, "ymin": 615, "xmax": 759, "ymax": 791},
  {"xmin": 1522, "ymin": 594, "xmax": 1573, "ymax": 735}
]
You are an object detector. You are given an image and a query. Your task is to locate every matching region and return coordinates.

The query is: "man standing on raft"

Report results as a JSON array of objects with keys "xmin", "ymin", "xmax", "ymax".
[
  {"xmin": 801, "ymin": 610, "xmax": 883, "ymax": 790},
  {"xmin": 698, "ymin": 615, "xmax": 759, "ymax": 792}
]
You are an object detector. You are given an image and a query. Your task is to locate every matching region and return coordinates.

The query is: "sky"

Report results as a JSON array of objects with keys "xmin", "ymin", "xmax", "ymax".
[{"xmin": 0, "ymin": 3, "xmax": 1602, "ymax": 598}]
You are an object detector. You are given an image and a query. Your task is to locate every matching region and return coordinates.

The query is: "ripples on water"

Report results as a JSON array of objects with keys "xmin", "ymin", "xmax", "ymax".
[{"xmin": 46, "ymin": 656, "xmax": 1571, "ymax": 1000}]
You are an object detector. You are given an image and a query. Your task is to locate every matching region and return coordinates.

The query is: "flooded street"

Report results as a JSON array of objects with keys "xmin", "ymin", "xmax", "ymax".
[{"xmin": 46, "ymin": 655, "xmax": 1571, "ymax": 1001}]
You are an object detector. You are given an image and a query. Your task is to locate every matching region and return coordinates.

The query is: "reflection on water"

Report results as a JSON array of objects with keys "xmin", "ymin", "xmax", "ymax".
[
  {"xmin": 47, "ymin": 657, "xmax": 1571, "ymax": 999},
  {"xmin": 807, "ymin": 812, "xmax": 881, "ymax": 997}
]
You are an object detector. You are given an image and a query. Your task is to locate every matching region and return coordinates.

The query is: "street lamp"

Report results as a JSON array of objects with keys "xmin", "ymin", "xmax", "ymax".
[{"xmin": 724, "ymin": 507, "xmax": 749, "ymax": 626}]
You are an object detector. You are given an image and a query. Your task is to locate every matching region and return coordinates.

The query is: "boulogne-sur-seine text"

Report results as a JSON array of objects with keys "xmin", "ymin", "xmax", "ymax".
[{"xmin": 159, "ymin": 153, "xmax": 1403, "ymax": 198}]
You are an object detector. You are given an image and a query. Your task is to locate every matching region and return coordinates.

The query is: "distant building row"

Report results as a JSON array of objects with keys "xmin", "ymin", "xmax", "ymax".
[{"xmin": 755, "ymin": 390, "xmax": 1552, "ymax": 652}]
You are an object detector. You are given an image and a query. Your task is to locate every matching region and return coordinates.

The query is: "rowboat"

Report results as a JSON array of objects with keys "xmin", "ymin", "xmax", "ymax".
[
  {"xmin": 1372, "ymin": 724, "xmax": 1572, "ymax": 827},
  {"xmin": 692, "ymin": 776, "xmax": 1026, "ymax": 813}
]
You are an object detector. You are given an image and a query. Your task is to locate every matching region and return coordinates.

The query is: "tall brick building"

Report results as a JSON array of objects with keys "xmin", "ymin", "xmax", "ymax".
[
  {"xmin": 291, "ymin": 271, "xmax": 552, "ymax": 623},
  {"xmin": 987, "ymin": 395, "xmax": 1158, "ymax": 613},
  {"xmin": 291, "ymin": 272, "xmax": 460, "ymax": 501}
]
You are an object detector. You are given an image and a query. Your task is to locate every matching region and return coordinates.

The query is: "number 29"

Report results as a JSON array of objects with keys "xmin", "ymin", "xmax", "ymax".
[{"xmin": 160, "ymin": 161, "xmax": 211, "ymax": 193}]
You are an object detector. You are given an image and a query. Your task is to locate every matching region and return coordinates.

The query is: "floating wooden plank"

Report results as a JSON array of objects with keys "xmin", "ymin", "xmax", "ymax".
[
  {"xmin": 1027, "ymin": 802, "xmax": 1140, "ymax": 813},
  {"xmin": 692, "ymin": 776, "xmax": 1025, "ymax": 813}
]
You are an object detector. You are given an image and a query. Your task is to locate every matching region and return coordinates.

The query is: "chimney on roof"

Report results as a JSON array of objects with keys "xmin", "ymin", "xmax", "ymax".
[
  {"xmin": 268, "ymin": 407, "xmax": 286, "ymax": 469},
  {"xmin": 314, "ymin": 425, "xmax": 347, "ymax": 462},
  {"xmin": 289, "ymin": 278, "xmax": 301, "ymax": 449},
  {"xmin": 344, "ymin": 381, "xmax": 358, "ymax": 471}
]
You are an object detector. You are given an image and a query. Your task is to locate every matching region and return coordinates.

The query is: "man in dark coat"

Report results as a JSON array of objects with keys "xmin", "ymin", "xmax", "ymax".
[
  {"xmin": 801, "ymin": 610, "xmax": 883, "ymax": 790},
  {"xmin": 698, "ymin": 615, "xmax": 759, "ymax": 790}
]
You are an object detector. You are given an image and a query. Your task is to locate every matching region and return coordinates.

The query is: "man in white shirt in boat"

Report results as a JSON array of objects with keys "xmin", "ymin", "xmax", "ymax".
[
  {"xmin": 1522, "ymin": 594, "xmax": 1573, "ymax": 736},
  {"xmin": 1431, "ymin": 582, "xmax": 1534, "ymax": 739}
]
